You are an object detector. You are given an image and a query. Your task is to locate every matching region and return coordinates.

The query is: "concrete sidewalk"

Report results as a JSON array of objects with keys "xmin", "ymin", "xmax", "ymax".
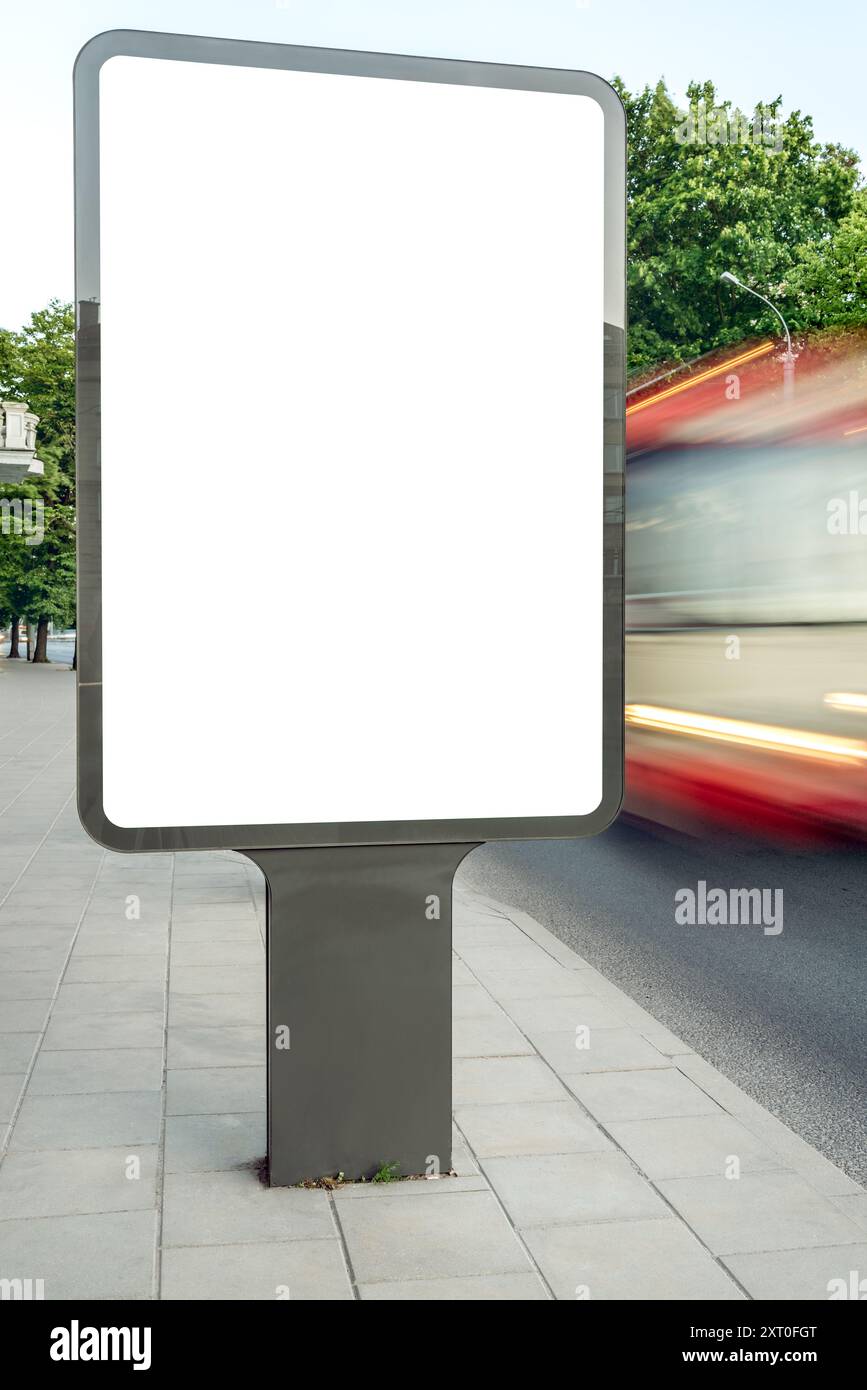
[{"xmin": 1, "ymin": 660, "xmax": 865, "ymax": 1300}]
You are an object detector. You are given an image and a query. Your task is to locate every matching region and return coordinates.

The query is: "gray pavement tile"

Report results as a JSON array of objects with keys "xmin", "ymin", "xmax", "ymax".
[
  {"xmin": 52, "ymin": 981, "xmax": 165, "ymax": 1014},
  {"xmin": 170, "ymin": 942, "xmax": 263, "ymax": 967},
  {"xmin": 525, "ymin": 1218, "xmax": 745, "ymax": 1301},
  {"xmin": 0, "ymin": 999, "xmax": 50, "ymax": 1031},
  {"xmin": 452, "ymin": 1015, "xmax": 533, "ymax": 1058},
  {"xmin": 507, "ymin": 994, "xmax": 629, "ymax": 1035},
  {"xmin": 451, "ymin": 960, "xmax": 475, "ymax": 986},
  {"xmin": 0, "ymin": 1032, "xmax": 39, "ymax": 1073},
  {"xmin": 73, "ymin": 930, "xmax": 168, "ymax": 957},
  {"xmin": 452, "ymin": 922, "xmax": 534, "ymax": 949},
  {"xmin": 168, "ymin": 994, "xmax": 264, "ymax": 1028},
  {"xmin": 0, "ymin": 947, "xmax": 70, "ymax": 972},
  {"xmin": 485, "ymin": 1151, "xmax": 669, "ymax": 1229},
  {"xmin": 166, "ymin": 1066, "xmax": 266, "ymax": 1116},
  {"xmin": 170, "ymin": 923, "xmax": 263, "ymax": 944},
  {"xmin": 533, "ymin": 1027, "xmax": 670, "ymax": 1076},
  {"xmin": 638, "ymin": 1023, "xmax": 696, "ymax": 1057},
  {"xmin": 568, "ymin": 1068, "xmax": 722, "ymax": 1123},
  {"xmin": 167, "ymin": 1026, "xmax": 263, "ymax": 1070},
  {"xmin": 657, "ymin": 1172, "xmax": 866, "ymax": 1255},
  {"xmin": 169, "ymin": 966, "xmax": 263, "ymax": 995},
  {"xmin": 0, "ymin": 1209, "xmax": 155, "ymax": 1300},
  {"xmin": 456, "ymin": 1101, "xmax": 613, "ymax": 1158},
  {"xmin": 737, "ymin": 1110, "xmax": 863, "ymax": 1198},
  {"xmin": 162, "ymin": 1170, "xmax": 333, "ymax": 1246},
  {"xmin": 28, "ymin": 1047, "xmax": 163, "ymax": 1095},
  {"xmin": 165, "ymin": 1112, "xmax": 266, "ymax": 1172},
  {"xmin": 722, "ymin": 1244, "xmax": 867, "ymax": 1300},
  {"xmin": 10, "ymin": 1091, "xmax": 162, "ymax": 1150},
  {"xmin": 458, "ymin": 944, "xmax": 577, "ymax": 973},
  {"xmin": 335, "ymin": 1188, "xmax": 531, "ymax": 1282},
  {"xmin": 452, "ymin": 985, "xmax": 507, "ymax": 1020},
  {"xmin": 0, "ymin": 970, "xmax": 58, "ymax": 999},
  {"xmin": 360, "ymin": 1272, "xmax": 549, "ymax": 1300},
  {"xmin": 608, "ymin": 1114, "xmax": 785, "ymax": 1180},
  {"xmin": 453, "ymin": 1057, "xmax": 570, "ymax": 1106},
  {"xmin": 0, "ymin": 1144, "xmax": 158, "ymax": 1219},
  {"xmin": 64, "ymin": 954, "xmax": 166, "ymax": 984},
  {"xmin": 161, "ymin": 1239, "xmax": 353, "ymax": 1300},
  {"xmin": 833, "ymin": 1193, "xmax": 867, "ymax": 1231},
  {"xmin": 0, "ymin": 926, "xmax": 75, "ymax": 948},
  {"xmin": 0, "ymin": 1074, "xmax": 24, "ymax": 1123},
  {"xmin": 473, "ymin": 965, "xmax": 606, "ymax": 1001},
  {"xmin": 169, "ymin": 906, "xmax": 258, "ymax": 925},
  {"xmin": 43, "ymin": 1012, "xmax": 164, "ymax": 1052}
]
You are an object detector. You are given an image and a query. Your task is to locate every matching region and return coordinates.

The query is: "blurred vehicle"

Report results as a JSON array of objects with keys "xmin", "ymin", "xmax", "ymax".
[{"xmin": 624, "ymin": 335, "xmax": 867, "ymax": 842}]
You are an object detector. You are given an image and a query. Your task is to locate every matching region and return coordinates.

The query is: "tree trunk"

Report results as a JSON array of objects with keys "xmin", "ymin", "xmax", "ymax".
[
  {"xmin": 7, "ymin": 616, "xmax": 20, "ymax": 658},
  {"xmin": 25, "ymin": 622, "xmax": 32, "ymax": 660},
  {"xmin": 72, "ymin": 633, "xmax": 77, "ymax": 671},
  {"xmin": 32, "ymin": 617, "xmax": 50, "ymax": 663}
]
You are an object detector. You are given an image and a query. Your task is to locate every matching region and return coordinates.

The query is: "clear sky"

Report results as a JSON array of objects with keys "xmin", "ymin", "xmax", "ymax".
[{"xmin": 2, "ymin": 0, "xmax": 865, "ymax": 330}]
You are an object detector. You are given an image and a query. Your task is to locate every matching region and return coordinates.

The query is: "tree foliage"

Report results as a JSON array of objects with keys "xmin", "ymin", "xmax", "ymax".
[
  {"xmin": 0, "ymin": 301, "xmax": 76, "ymax": 651},
  {"xmin": 615, "ymin": 78, "xmax": 863, "ymax": 375}
]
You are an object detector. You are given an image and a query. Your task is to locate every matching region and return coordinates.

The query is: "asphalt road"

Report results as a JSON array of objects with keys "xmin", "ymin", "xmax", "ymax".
[{"xmin": 459, "ymin": 821, "xmax": 867, "ymax": 1183}]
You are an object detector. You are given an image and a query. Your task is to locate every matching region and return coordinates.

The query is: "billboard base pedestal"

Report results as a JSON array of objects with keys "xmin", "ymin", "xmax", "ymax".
[{"xmin": 243, "ymin": 842, "xmax": 479, "ymax": 1187}]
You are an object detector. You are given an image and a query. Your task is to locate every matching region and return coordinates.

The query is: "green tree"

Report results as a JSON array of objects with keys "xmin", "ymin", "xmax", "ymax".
[
  {"xmin": 0, "ymin": 301, "xmax": 76, "ymax": 662},
  {"xmin": 616, "ymin": 78, "xmax": 862, "ymax": 376},
  {"xmin": 786, "ymin": 189, "xmax": 867, "ymax": 329}
]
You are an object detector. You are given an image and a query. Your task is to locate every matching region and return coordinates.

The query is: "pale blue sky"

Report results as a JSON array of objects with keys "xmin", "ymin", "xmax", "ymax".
[{"xmin": 2, "ymin": 0, "xmax": 865, "ymax": 329}]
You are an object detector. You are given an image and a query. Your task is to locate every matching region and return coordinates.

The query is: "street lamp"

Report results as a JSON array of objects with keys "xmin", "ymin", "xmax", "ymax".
[{"xmin": 720, "ymin": 271, "xmax": 796, "ymax": 399}]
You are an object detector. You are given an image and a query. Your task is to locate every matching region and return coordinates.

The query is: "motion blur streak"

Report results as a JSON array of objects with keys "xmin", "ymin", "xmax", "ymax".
[
  {"xmin": 625, "ymin": 341, "xmax": 775, "ymax": 416},
  {"xmin": 824, "ymin": 692, "xmax": 867, "ymax": 712},
  {"xmin": 624, "ymin": 331, "xmax": 867, "ymax": 842},
  {"xmin": 625, "ymin": 704, "xmax": 867, "ymax": 765}
]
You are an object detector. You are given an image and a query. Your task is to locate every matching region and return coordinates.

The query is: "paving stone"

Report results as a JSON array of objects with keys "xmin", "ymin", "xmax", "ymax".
[
  {"xmin": 170, "ymin": 941, "xmax": 263, "ymax": 967},
  {"xmin": 453, "ymin": 1056, "xmax": 570, "ymax": 1106},
  {"xmin": 168, "ymin": 994, "xmax": 264, "ymax": 1028},
  {"xmin": 161, "ymin": 1239, "xmax": 353, "ymax": 1299},
  {"xmin": 335, "ymin": 1188, "xmax": 531, "ymax": 1282},
  {"xmin": 483, "ymin": 1151, "xmax": 669, "ymax": 1229},
  {"xmin": 525, "ymin": 1218, "xmax": 745, "ymax": 1301},
  {"xmin": 0, "ymin": 1073, "xmax": 24, "ymax": 1124},
  {"xmin": 0, "ymin": 1144, "xmax": 158, "ymax": 1219},
  {"xmin": 471, "ymin": 965, "xmax": 601, "ymax": 1001},
  {"xmin": 507, "ymin": 994, "xmax": 629, "ymax": 1035},
  {"xmin": 568, "ymin": 1068, "xmax": 722, "ymax": 1123},
  {"xmin": 162, "ymin": 1170, "xmax": 333, "ymax": 1246},
  {"xmin": 0, "ymin": 1032, "xmax": 39, "ymax": 1073},
  {"xmin": 28, "ymin": 1047, "xmax": 163, "ymax": 1095},
  {"xmin": 42, "ymin": 1011, "xmax": 165, "ymax": 1051},
  {"xmin": 169, "ymin": 966, "xmax": 263, "ymax": 995},
  {"xmin": 0, "ymin": 999, "xmax": 50, "ymax": 1031},
  {"xmin": 165, "ymin": 1113, "xmax": 266, "ymax": 1172},
  {"xmin": 451, "ymin": 985, "xmax": 506, "ymax": 1020},
  {"xmin": 10, "ymin": 1091, "xmax": 162, "ymax": 1150},
  {"xmin": 533, "ymin": 1027, "xmax": 670, "ymax": 1075},
  {"xmin": 64, "ymin": 954, "xmax": 166, "ymax": 983},
  {"xmin": 359, "ymin": 1272, "xmax": 549, "ymax": 1300},
  {"xmin": 0, "ymin": 970, "xmax": 58, "ymax": 1000},
  {"xmin": 722, "ymin": 1244, "xmax": 867, "ymax": 1300},
  {"xmin": 658, "ymin": 1172, "xmax": 866, "ymax": 1255},
  {"xmin": 166, "ymin": 1066, "xmax": 266, "ymax": 1116},
  {"xmin": 0, "ymin": 1209, "xmax": 155, "ymax": 1299},
  {"xmin": 608, "ymin": 1113, "xmax": 784, "ymax": 1180},
  {"xmin": 52, "ymin": 981, "xmax": 165, "ymax": 1014},
  {"xmin": 167, "ymin": 1026, "xmax": 263, "ymax": 1070},
  {"xmin": 456, "ymin": 1101, "xmax": 613, "ymax": 1158},
  {"xmin": 452, "ymin": 1015, "xmax": 532, "ymax": 1058}
]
